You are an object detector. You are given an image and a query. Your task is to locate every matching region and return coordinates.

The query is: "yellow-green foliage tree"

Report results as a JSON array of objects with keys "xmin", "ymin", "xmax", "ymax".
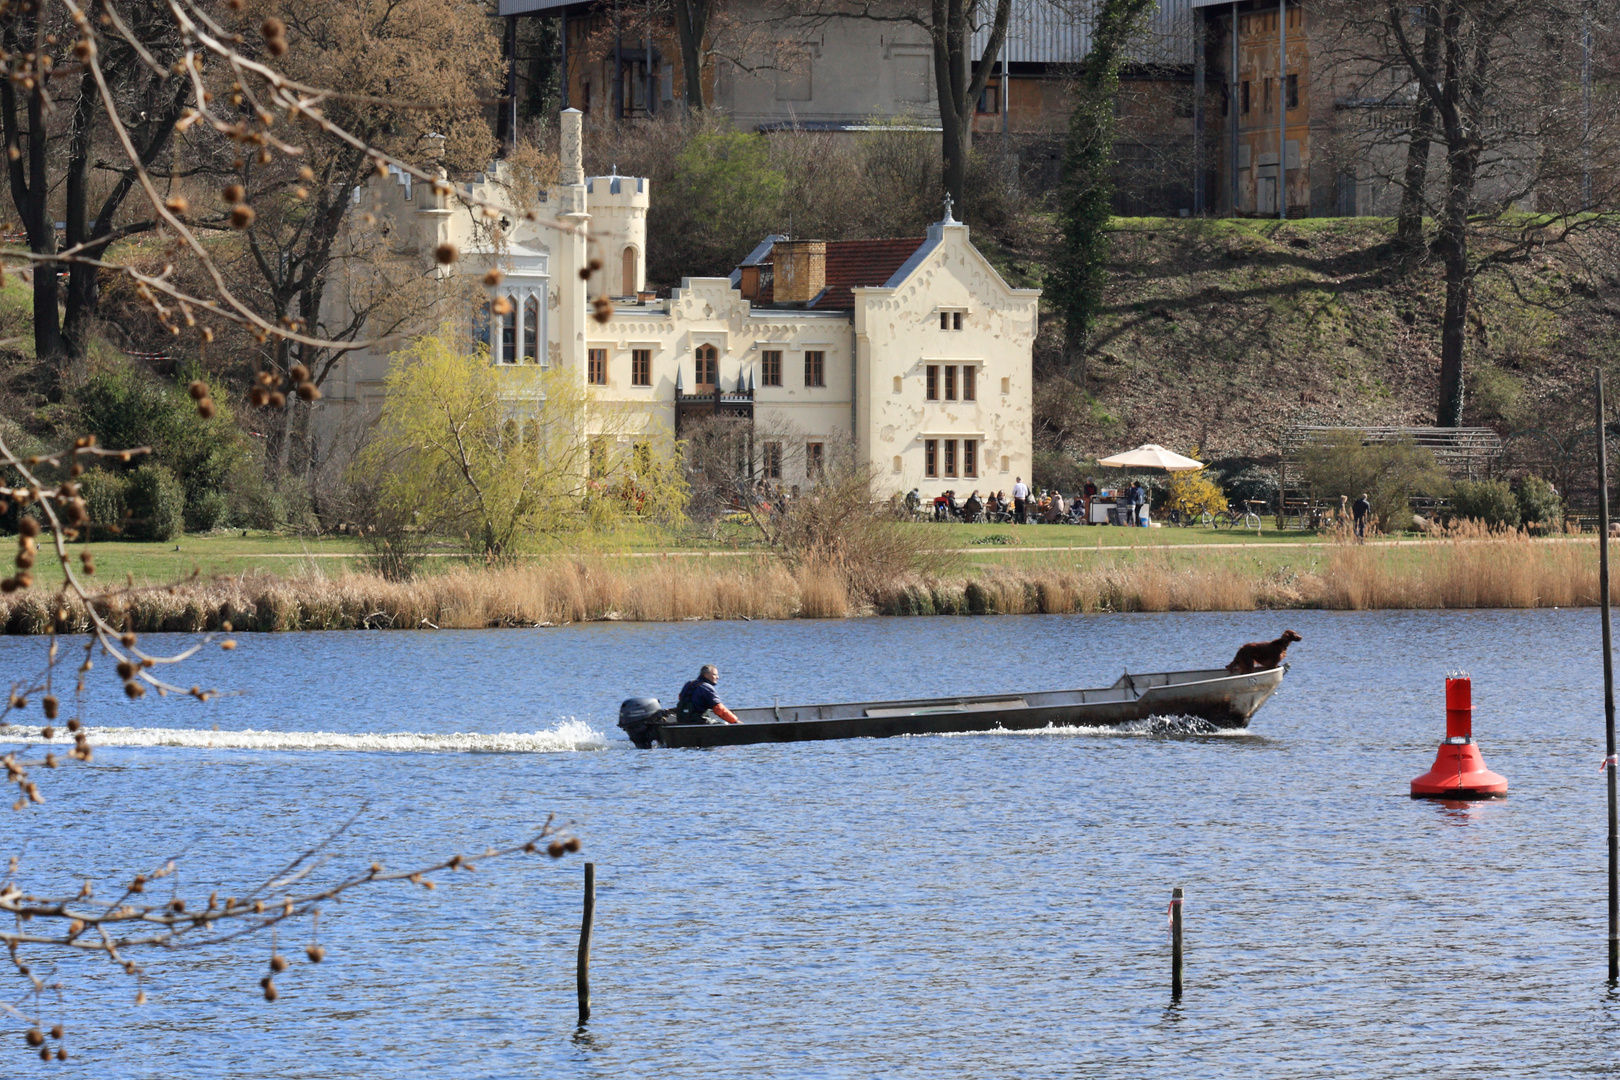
[
  {"xmin": 358, "ymin": 328, "xmax": 687, "ymax": 555},
  {"xmin": 1165, "ymin": 469, "xmax": 1227, "ymax": 520}
]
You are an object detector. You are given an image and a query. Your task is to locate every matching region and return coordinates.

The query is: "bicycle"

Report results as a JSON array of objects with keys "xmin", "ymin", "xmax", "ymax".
[
  {"xmin": 1214, "ymin": 499, "xmax": 1264, "ymax": 530},
  {"xmin": 1166, "ymin": 504, "xmax": 1217, "ymax": 528}
]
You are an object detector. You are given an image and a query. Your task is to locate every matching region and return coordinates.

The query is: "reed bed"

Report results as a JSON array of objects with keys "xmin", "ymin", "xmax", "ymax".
[{"xmin": 0, "ymin": 531, "xmax": 1607, "ymax": 633}]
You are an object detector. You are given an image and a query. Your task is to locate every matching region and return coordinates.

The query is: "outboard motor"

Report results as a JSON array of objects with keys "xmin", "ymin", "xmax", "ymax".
[{"xmin": 618, "ymin": 697, "xmax": 668, "ymax": 749}]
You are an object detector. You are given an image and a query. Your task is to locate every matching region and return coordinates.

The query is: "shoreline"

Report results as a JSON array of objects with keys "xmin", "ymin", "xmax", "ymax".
[{"xmin": 0, "ymin": 531, "xmax": 1604, "ymax": 633}]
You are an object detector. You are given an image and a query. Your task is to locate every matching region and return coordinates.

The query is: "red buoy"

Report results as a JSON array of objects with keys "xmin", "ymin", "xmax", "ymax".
[{"xmin": 1410, "ymin": 675, "xmax": 1508, "ymax": 799}]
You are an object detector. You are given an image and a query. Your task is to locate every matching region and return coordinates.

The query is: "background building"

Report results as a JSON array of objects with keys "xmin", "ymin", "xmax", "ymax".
[{"xmin": 316, "ymin": 110, "xmax": 1038, "ymax": 497}]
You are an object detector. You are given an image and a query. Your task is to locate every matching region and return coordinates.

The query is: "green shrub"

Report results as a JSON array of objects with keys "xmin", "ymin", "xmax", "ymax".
[
  {"xmin": 1514, "ymin": 475, "xmax": 1563, "ymax": 530},
  {"xmin": 235, "ymin": 487, "xmax": 287, "ymax": 531},
  {"xmin": 77, "ymin": 468, "xmax": 129, "ymax": 540},
  {"xmin": 185, "ymin": 488, "xmax": 233, "ymax": 532},
  {"xmin": 1298, "ymin": 432, "xmax": 1447, "ymax": 531},
  {"xmin": 124, "ymin": 464, "xmax": 186, "ymax": 541},
  {"xmin": 73, "ymin": 363, "xmax": 250, "ymax": 512},
  {"xmin": 1451, "ymin": 479, "xmax": 1520, "ymax": 528}
]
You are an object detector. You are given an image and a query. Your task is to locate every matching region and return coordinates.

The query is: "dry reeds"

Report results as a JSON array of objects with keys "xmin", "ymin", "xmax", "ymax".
[
  {"xmin": 0, "ymin": 530, "xmax": 1609, "ymax": 634},
  {"xmin": 1318, "ymin": 524, "xmax": 1601, "ymax": 610}
]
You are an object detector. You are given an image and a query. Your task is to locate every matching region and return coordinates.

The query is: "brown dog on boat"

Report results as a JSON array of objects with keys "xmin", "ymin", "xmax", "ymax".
[{"xmin": 1225, "ymin": 630, "xmax": 1302, "ymax": 675}]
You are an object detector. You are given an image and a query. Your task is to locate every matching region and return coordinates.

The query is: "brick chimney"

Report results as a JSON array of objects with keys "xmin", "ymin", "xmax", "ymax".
[{"xmin": 771, "ymin": 240, "xmax": 825, "ymax": 304}]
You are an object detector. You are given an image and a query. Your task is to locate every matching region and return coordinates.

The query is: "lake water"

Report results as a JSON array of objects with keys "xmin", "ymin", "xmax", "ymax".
[{"xmin": 5, "ymin": 609, "xmax": 1618, "ymax": 1078}]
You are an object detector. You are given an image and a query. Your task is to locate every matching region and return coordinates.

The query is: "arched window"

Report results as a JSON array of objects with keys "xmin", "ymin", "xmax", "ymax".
[
  {"xmin": 695, "ymin": 344, "xmax": 718, "ymax": 390},
  {"xmin": 523, "ymin": 295, "xmax": 540, "ymax": 363},
  {"xmin": 500, "ymin": 298, "xmax": 517, "ymax": 364},
  {"xmin": 622, "ymin": 247, "xmax": 637, "ymax": 297},
  {"xmin": 473, "ymin": 302, "xmax": 491, "ymax": 350}
]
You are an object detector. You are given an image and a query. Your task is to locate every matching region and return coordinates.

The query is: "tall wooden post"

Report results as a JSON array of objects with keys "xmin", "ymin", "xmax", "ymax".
[
  {"xmin": 1170, "ymin": 886, "xmax": 1184, "ymax": 999},
  {"xmin": 578, "ymin": 862, "xmax": 596, "ymax": 1025},
  {"xmin": 1229, "ymin": 3, "xmax": 1240, "ymax": 216},
  {"xmin": 1277, "ymin": 0, "xmax": 1287, "ymax": 220},
  {"xmin": 1193, "ymin": 15, "xmax": 1205, "ymax": 215},
  {"xmin": 1598, "ymin": 372, "xmax": 1616, "ymax": 982}
]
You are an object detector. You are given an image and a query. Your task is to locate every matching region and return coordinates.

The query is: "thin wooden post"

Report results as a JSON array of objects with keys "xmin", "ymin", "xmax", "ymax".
[
  {"xmin": 578, "ymin": 862, "xmax": 595, "ymax": 1025},
  {"xmin": 1598, "ymin": 372, "xmax": 1616, "ymax": 983},
  {"xmin": 1170, "ymin": 886, "xmax": 1185, "ymax": 999}
]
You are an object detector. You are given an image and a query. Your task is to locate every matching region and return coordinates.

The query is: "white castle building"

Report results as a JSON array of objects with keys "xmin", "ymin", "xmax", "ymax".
[{"xmin": 317, "ymin": 110, "xmax": 1037, "ymax": 497}]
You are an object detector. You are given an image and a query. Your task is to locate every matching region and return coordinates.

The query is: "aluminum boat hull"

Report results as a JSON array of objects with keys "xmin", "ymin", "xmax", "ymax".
[{"xmin": 651, "ymin": 665, "xmax": 1286, "ymax": 748}]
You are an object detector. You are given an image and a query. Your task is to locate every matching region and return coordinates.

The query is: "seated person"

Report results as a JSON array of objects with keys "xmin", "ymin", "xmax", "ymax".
[
  {"xmin": 933, "ymin": 493, "xmax": 950, "ymax": 521},
  {"xmin": 675, "ymin": 664, "xmax": 740, "ymax": 725},
  {"xmin": 962, "ymin": 490, "xmax": 983, "ymax": 522}
]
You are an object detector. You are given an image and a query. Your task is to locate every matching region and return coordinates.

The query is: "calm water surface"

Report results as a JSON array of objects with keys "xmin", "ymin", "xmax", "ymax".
[{"xmin": 6, "ymin": 609, "xmax": 1619, "ymax": 1078}]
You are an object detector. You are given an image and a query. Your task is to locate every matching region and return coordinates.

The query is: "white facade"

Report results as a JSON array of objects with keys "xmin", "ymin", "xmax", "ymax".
[{"xmin": 316, "ymin": 110, "xmax": 1037, "ymax": 498}]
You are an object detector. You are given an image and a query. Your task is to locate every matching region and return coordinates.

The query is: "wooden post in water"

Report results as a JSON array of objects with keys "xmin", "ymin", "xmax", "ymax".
[
  {"xmin": 578, "ymin": 862, "xmax": 596, "ymax": 1025},
  {"xmin": 1170, "ymin": 886, "xmax": 1184, "ymax": 999},
  {"xmin": 1599, "ymin": 372, "xmax": 1617, "ymax": 983}
]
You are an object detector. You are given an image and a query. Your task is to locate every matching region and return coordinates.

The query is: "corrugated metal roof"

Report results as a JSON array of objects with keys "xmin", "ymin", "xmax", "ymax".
[{"xmin": 971, "ymin": 0, "xmax": 1195, "ymax": 67}]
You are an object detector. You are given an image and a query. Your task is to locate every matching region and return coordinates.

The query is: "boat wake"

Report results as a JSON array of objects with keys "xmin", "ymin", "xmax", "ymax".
[
  {"xmin": 931, "ymin": 715, "xmax": 1253, "ymax": 739},
  {"xmin": 0, "ymin": 720, "xmax": 608, "ymax": 754}
]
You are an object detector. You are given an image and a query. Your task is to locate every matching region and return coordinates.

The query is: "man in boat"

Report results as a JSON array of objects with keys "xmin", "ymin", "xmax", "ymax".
[{"xmin": 675, "ymin": 665, "xmax": 741, "ymax": 725}]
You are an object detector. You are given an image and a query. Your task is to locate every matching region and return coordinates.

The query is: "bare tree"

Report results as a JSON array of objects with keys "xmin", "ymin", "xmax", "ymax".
[
  {"xmin": 757, "ymin": 0, "xmax": 1011, "ymax": 212},
  {"xmin": 1319, "ymin": 0, "xmax": 1620, "ymax": 425}
]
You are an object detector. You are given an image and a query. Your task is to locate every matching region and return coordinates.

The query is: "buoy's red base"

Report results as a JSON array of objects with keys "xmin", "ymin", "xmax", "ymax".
[{"xmin": 1410, "ymin": 739, "xmax": 1508, "ymax": 799}]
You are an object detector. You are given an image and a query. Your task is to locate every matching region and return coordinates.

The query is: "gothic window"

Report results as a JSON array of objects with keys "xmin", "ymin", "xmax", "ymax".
[
  {"xmin": 500, "ymin": 300, "xmax": 517, "ymax": 364},
  {"xmin": 524, "ymin": 295, "xmax": 540, "ymax": 362},
  {"xmin": 695, "ymin": 344, "xmax": 718, "ymax": 389}
]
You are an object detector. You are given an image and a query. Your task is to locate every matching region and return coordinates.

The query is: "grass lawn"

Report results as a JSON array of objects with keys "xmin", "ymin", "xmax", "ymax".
[
  {"xmin": 42, "ymin": 531, "xmax": 371, "ymax": 584},
  {"xmin": 41, "ymin": 519, "xmax": 1347, "ymax": 588}
]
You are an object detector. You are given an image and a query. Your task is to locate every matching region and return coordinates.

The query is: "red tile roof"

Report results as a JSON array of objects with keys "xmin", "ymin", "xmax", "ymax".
[{"xmin": 750, "ymin": 237, "xmax": 926, "ymax": 310}]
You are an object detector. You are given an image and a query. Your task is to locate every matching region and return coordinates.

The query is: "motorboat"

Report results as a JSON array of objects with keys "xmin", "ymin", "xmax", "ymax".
[{"xmin": 617, "ymin": 665, "xmax": 1287, "ymax": 749}]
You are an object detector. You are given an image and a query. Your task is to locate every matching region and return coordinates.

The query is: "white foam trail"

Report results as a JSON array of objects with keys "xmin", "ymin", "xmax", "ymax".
[
  {"xmin": 928, "ymin": 717, "xmax": 1260, "ymax": 739},
  {"xmin": 1, "ymin": 720, "xmax": 608, "ymax": 754}
]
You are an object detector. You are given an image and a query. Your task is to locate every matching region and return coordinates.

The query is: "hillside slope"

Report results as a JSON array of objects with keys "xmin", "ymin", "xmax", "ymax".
[{"xmin": 1021, "ymin": 217, "xmax": 1620, "ymax": 474}]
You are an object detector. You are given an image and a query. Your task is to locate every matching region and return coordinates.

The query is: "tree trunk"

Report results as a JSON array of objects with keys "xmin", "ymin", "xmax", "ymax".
[
  {"xmin": 1395, "ymin": 2, "xmax": 1442, "ymax": 251},
  {"xmin": 673, "ymin": 0, "xmax": 710, "ymax": 109},
  {"xmin": 1434, "ymin": 141, "xmax": 1476, "ymax": 427},
  {"xmin": 63, "ymin": 71, "xmax": 99, "ymax": 368},
  {"xmin": 2, "ymin": 48, "xmax": 65, "ymax": 386},
  {"xmin": 931, "ymin": 0, "xmax": 1010, "ymax": 215}
]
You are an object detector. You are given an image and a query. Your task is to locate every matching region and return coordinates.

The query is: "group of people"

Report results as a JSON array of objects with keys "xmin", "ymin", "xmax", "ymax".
[{"xmin": 905, "ymin": 476, "xmax": 1156, "ymax": 527}]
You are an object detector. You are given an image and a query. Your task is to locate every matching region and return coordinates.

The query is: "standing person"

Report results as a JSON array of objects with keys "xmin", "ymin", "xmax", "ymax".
[
  {"xmin": 1352, "ymin": 492, "xmax": 1371, "ymax": 540},
  {"xmin": 1083, "ymin": 477, "xmax": 1098, "ymax": 524},
  {"xmin": 1012, "ymin": 476, "xmax": 1030, "ymax": 524},
  {"xmin": 675, "ymin": 665, "xmax": 740, "ymax": 725}
]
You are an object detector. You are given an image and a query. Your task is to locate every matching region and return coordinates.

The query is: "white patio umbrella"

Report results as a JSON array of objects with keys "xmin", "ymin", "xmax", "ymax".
[{"xmin": 1096, "ymin": 444, "xmax": 1205, "ymax": 472}]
